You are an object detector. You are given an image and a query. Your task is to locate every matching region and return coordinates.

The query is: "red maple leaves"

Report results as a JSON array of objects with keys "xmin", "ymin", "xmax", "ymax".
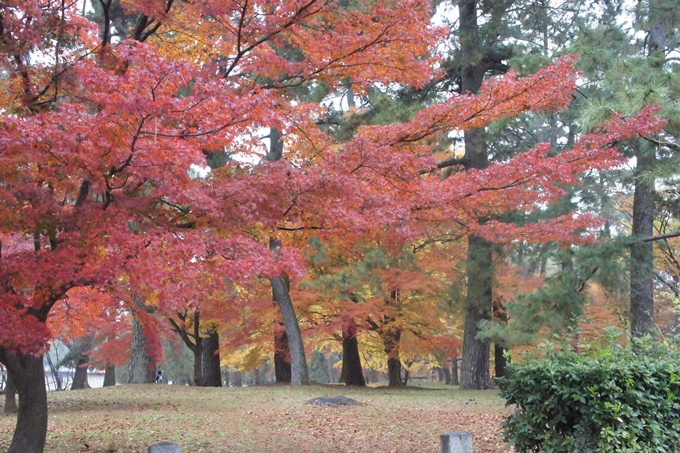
[{"xmin": 0, "ymin": 0, "xmax": 664, "ymax": 359}]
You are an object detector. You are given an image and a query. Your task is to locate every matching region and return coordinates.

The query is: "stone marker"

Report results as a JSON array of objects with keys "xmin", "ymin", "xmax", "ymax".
[
  {"xmin": 148, "ymin": 441, "xmax": 181, "ymax": 453},
  {"xmin": 440, "ymin": 432, "xmax": 473, "ymax": 453},
  {"xmin": 305, "ymin": 396, "xmax": 361, "ymax": 408}
]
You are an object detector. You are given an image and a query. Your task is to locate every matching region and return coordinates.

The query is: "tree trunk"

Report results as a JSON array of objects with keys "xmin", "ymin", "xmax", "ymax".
[
  {"xmin": 442, "ymin": 366, "xmax": 452, "ymax": 385},
  {"xmin": 382, "ymin": 327, "xmax": 403, "ymax": 387},
  {"xmin": 232, "ymin": 371, "xmax": 242, "ymax": 387},
  {"xmin": 274, "ymin": 320, "xmax": 292, "ymax": 383},
  {"xmin": 223, "ymin": 368, "xmax": 230, "ymax": 387},
  {"xmin": 630, "ymin": 1, "xmax": 664, "ymax": 339},
  {"xmin": 493, "ymin": 299, "xmax": 510, "ymax": 382},
  {"xmin": 201, "ymin": 330, "xmax": 222, "ymax": 387},
  {"xmin": 70, "ymin": 358, "xmax": 89, "ymax": 390},
  {"xmin": 451, "ymin": 357, "xmax": 460, "ymax": 386},
  {"xmin": 458, "ymin": 0, "xmax": 493, "ymax": 391},
  {"xmin": 494, "ymin": 343, "xmax": 510, "ymax": 381},
  {"xmin": 44, "ymin": 353, "xmax": 61, "ymax": 391},
  {"xmin": 325, "ymin": 354, "xmax": 334, "ymax": 383},
  {"xmin": 4, "ymin": 367, "xmax": 17, "ymax": 413},
  {"xmin": 103, "ymin": 363, "xmax": 116, "ymax": 387},
  {"xmin": 387, "ymin": 358, "xmax": 403, "ymax": 387},
  {"xmin": 192, "ymin": 344, "xmax": 203, "ymax": 387},
  {"xmin": 460, "ymin": 235, "xmax": 493, "ymax": 390},
  {"xmin": 270, "ymin": 272, "xmax": 309, "ymax": 386},
  {"xmin": 266, "ymin": 128, "xmax": 308, "ymax": 386},
  {"xmin": 1, "ymin": 351, "xmax": 48, "ymax": 453},
  {"xmin": 341, "ymin": 317, "xmax": 366, "ymax": 386},
  {"xmin": 128, "ymin": 312, "xmax": 156, "ymax": 383},
  {"xmin": 630, "ymin": 146, "xmax": 656, "ymax": 337}
]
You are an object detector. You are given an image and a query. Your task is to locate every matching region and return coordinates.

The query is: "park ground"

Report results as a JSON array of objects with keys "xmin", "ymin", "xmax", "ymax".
[{"xmin": 0, "ymin": 382, "xmax": 512, "ymax": 452}]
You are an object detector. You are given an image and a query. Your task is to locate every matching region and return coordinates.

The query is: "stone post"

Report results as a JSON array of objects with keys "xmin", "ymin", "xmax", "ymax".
[
  {"xmin": 440, "ymin": 432, "xmax": 473, "ymax": 453},
  {"xmin": 148, "ymin": 441, "xmax": 181, "ymax": 453}
]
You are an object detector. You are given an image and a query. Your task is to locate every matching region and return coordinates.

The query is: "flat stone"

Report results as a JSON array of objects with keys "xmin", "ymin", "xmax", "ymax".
[
  {"xmin": 305, "ymin": 396, "xmax": 361, "ymax": 408},
  {"xmin": 148, "ymin": 441, "xmax": 181, "ymax": 453},
  {"xmin": 440, "ymin": 432, "xmax": 473, "ymax": 453}
]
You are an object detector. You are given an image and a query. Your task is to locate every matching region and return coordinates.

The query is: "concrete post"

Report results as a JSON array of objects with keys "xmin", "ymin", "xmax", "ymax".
[{"xmin": 440, "ymin": 432, "xmax": 473, "ymax": 453}]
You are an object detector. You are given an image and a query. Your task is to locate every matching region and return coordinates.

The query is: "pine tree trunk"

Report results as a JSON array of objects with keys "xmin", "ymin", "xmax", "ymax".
[
  {"xmin": 460, "ymin": 235, "xmax": 492, "ymax": 390},
  {"xmin": 493, "ymin": 300, "xmax": 510, "ymax": 382},
  {"xmin": 630, "ymin": 146, "xmax": 656, "ymax": 337},
  {"xmin": 128, "ymin": 313, "xmax": 156, "ymax": 383},
  {"xmin": 630, "ymin": 1, "xmax": 664, "ymax": 339},
  {"xmin": 1, "ymin": 351, "xmax": 48, "ymax": 453},
  {"xmin": 342, "ymin": 317, "xmax": 366, "ymax": 386},
  {"xmin": 103, "ymin": 363, "xmax": 116, "ymax": 387},
  {"xmin": 202, "ymin": 330, "xmax": 222, "ymax": 387},
  {"xmin": 458, "ymin": 0, "xmax": 493, "ymax": 391},
  {"xmin": 274, "ymin": 320, "xmax": 292, "ymax": 383},
  {"xmin": 270, "ymin": 272, "xmax": 309, "ymax": 386},
  {"xmin": 4, "ymin": 367, "xmax": 17, "ymax": 413},
  {"xmin": 70, "ymin": 357, "xmax": 88, "ymax": 390},
  {"xmin": 494, "ymin": 343, "xmax": 510, "ymax": 381}
]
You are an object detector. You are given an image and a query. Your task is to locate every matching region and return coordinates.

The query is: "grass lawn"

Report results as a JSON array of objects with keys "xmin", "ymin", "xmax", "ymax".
[{"xmin": 0, "ymin": 383, "xmax": 513, "ymax": 452}]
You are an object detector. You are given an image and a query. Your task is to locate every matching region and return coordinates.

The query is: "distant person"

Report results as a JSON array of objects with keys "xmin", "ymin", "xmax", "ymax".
[{"xmin": 156, "ymin": 370, "xmax": 164, "ymax": 383}]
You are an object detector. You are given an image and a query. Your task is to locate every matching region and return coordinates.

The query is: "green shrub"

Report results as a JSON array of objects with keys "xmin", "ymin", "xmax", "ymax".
[{"xmin": 499, "ymin": 333, "xmax": 680, "ymax": 452}]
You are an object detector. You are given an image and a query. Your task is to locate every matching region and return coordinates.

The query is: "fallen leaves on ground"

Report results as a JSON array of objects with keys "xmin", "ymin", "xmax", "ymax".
[{"xmin": 0, "ymin": 383, "xmax": 513, "ymax": 452}]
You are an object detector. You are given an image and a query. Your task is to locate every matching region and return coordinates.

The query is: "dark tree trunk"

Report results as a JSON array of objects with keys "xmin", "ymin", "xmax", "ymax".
[
  {"xmin": 402, "ymin": 367, "xmax": 410, "ymax": 386},
  {"xmin": 387, "ymin": 358, "xmax": 403, "ymax": 387},
  {"xmin": 494, "ymin": 343, "xmax": 510, "ymax": 381},
  {"xmin": 70, "ymin": 337, "xmax": 93, "ymax": 390},
  {"xmin": 70, "ymin": 357, "xmax": 89, "ymax": 390},
  {"xmin": 341, "ymin": 317, "xmax": 366, "ymax": 386},
  {"xmin": 4, "ymin": 367, "xmax": 17, "ymax": 413},
  {"xmin": 192, "ymin": 345, "xmax": 203, "ymax": 387},
  {"xmin": 128, "ymin": 312, "xmax": 156, "ymax": 383},
  {"xmin": 442, "ymin": 366, "xmax": 452, "ymax": 385},
  {"xmin": 1, "ymin": 351, "xmax": 48, "ymax": 453},
  {"xmin": 274, "ymin": 320, "xmax": 291, "ymax": 383},
  {"xmin": 437, "ymin": 367, "xmax": 444, "ymax": 382},
  {"xmin": 270, "ymin": 271, "xmax": 309, "ymax": 386},
  {"xmin": 222, "ymin": 368, "xmax": 230, "ymax": 387},
  {"xmin": 202, "ymin": 330, "xmax": 222, "ymax": 387},
  {"xmin": 630, "ymin": 2, "xmax": 664, "ymax": 339},
  {"xmin": 103, "ymin": 363, "xmax": 116, "ymax": 387},
  {"xmin": 493, "ymin": 300, "xmax": 510, "ymax": 381},
  {"xmin": 630, "ymin": 146, "xmax": 656, "ymax": 337},
  {"xmin": 232, "ymin": 371, "xmax": 242, "ymax": 387},
  {"xmin": 451, "ymin": 357, "xmax": 460, "ymax": 386},
  {"xmin": 382, "ymin": 327, "xmax": 403, "ymax": 387},
  {"xmin": 460, "ymin": 235, "xmax": 493, "ymax": 390},
  {"xmin": 458, "ymin": 0, "xmax": 494, "ymax": 391}
]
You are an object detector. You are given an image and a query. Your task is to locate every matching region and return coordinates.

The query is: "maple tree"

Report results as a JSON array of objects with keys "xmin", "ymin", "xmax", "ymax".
[{"xmin": 0, "ymin": 0, "xmax": 438, "ymax": 449}]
